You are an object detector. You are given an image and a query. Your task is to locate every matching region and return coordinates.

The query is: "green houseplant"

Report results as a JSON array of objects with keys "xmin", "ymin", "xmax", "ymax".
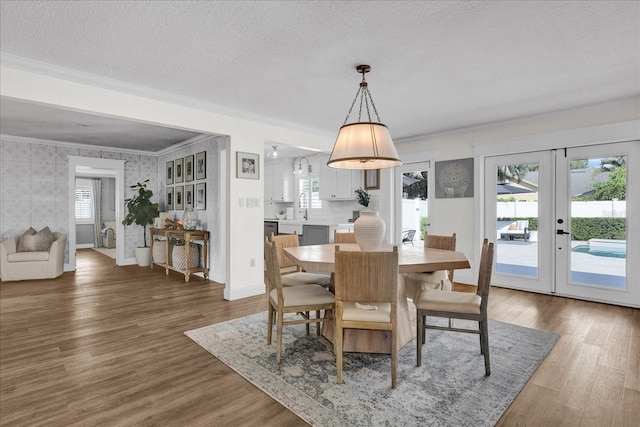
[
  {"xmin": 122, "ymin": 180, "xmax": 159, "ymax": 266},
  {"xmin": 354, "ymin": 187, "xmax": 370, "ymax": 208}
]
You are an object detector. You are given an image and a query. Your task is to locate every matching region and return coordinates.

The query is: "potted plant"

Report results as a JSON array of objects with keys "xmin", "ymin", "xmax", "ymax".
[
  {"xmin": 354, "ymin": 187, "xmax": 370, "ymax": 208},
  {"xmin": 122, "ymin": 180, "xmax": 159, "ymax": 266}
]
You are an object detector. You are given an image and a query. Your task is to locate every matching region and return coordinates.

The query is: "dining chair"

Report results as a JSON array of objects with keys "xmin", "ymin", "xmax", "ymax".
[
  {"xmin": 334, "ymin": 245, "xmax": 399, "ymax": 388},
  {"xmin": 414, "ymin": 239, "xmax": 494, "ymax": 375},
  {"xmin": 334, "ymin": 230, "xmax": 357, "ymax": 243},
  {"xmin": 404, "ymin": 232, "xmax": 457, "ymax": 300},
  {"xmin": 264, "ymin": 238, "xmax": 335, "ymax": 363},
  {"xmin": 270, "ymin": 232, "xmax": 331, "ymax": 287}
]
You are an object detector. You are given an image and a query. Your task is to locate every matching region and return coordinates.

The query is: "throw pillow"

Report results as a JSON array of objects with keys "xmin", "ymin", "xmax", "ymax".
[
  {"xmin": 17, "ymin": 227, "xmax": 54, "ymax": 252},
  {"xmin": 16, "ymin": 227, "xmax": 36, "ymax": 251},
  {"xmin": 508, "ymin": 223, "xmax": 517, "ymax": 230}
]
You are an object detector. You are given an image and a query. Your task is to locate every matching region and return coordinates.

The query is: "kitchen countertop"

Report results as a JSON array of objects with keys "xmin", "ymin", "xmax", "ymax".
[{"xmin": 265, "ymin": 219, "xmax": 354, "ymax": 227}]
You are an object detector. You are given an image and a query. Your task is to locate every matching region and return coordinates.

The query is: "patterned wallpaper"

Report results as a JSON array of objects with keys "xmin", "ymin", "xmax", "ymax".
[
  {"xmin": 0, "ymin": 135, "xmax": 225, "ymax": 277},
  {"xmin": 0, "ymin": 137, "xmax": 159, "ymax": 264}
]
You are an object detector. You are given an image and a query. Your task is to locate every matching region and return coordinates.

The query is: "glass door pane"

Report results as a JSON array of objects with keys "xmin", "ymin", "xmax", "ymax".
[
  {"xmin": 398, "ymin": 162, "xmax": 429, "ymax": 246},
  {"xmin": 485, "ymin": 151, "xmax": 553, "ymax": 294},
  {"xmin": 495, "ymin": 162, "xmax": 539, "ymax": 277},
  {"xmin": 555, "ymin": 141, "xmax": 638, "ymax": 306},
  {"xmin": 569, "ymin": 156, "xmax": 626, "ymax": 288}
]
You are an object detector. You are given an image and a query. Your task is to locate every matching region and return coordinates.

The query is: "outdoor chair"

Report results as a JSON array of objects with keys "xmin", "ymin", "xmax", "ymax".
[{"xmin": 401, "ymin": 229, "xmax": 416, "ymax": 245}]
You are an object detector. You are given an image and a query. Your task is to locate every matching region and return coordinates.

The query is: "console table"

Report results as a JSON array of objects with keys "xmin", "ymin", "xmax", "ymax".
[{"xmin": 149, "ymin": 228, "xmax": 209, "ymax": 282}]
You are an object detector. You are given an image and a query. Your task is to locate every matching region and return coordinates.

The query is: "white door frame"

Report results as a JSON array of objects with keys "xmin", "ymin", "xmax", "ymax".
[
  {"xmin": 554, "ymin": 141, "xmax": 639, "ymax": 307},
  {"xmin": 484, "ymin": 151, "xmax": 555, "ymax": 294},
  {"xmin": 68, "ymin": 156, "xmax": 125, "ymax": 270}
]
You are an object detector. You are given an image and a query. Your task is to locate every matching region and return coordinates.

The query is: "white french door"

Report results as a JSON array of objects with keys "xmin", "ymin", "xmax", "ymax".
[
  {"xmin": 484, "ymin": 141, "xmax": 639, "ymax": 307},
  {"xmin": 484, "ymin": 151, "xmax": 554, "ymax": 294},
  {"xmin": 554, "ymin": 142, "xmax": 639, "ymax": 306}
]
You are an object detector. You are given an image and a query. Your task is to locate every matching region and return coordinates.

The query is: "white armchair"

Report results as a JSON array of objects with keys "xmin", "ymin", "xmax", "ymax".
[{"xmin": 0, "ymin": 232, "xmax": 66, "ymax": 281}]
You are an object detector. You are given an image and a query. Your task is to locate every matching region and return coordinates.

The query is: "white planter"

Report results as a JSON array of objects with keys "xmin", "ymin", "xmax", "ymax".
[
  {"xmin": 135, "ymin": 247, "xmax": 152, "ymax": 267},
  {"xmin": 354, "ymin": 210, "xmax": 386, "ymax": 251}
]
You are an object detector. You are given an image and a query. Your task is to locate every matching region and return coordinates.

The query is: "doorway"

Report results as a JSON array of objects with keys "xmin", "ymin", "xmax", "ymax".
[
  {"xmin": 484, "ymin": 141, "xmax": 639, "ymax": 307},
  {"xmin": 68, "ymin": 156, "xmax": 125, "ymax": 270},
  {"xmin": 397, "ymin": 161, "xmax": 430, "ymax": 245}
]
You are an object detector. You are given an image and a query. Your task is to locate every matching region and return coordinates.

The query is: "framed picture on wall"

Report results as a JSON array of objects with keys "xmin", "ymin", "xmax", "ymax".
[
  {"xmin": 175, "ymin": 185, "xmax": 184, "ymax": 210},
  {"xmin": 195, "ymin": 183, "xmax": 206, "ymax": 210},
  {"xmin": 166, "ymin": 161, "xmax": 174, "ymax": 185},
  {"xmin": 175, "ymin": 158, "xmax": 184, "ymax": 183},
  {"xmin": 236, "ymin": 151, "xmax": 259, "ymax": 179},
  {"xmin": 185, "ymin": 155, "xmax": 194, "ymax": 182},
  {"xmin": 195, "ymin": 151, "xmax": 206, "ymax": 180},
  {"xmin": 166, "ymin": 187, "xmax": 174, "ymax": 210},
  {"xmin": 434, "ymin": 157, "xmax": 474, "ymax": 198},
  {"xmin": 364, "ymin": 169, "xmax": 380, "ymax": 190},
  {"xmin": 185, "ymin": 184, "xmax": 194, "ymax": 209}
]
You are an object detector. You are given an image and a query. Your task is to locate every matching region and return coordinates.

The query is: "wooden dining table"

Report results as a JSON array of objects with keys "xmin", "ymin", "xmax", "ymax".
[{"xmin": 283, "ymin": 243, "xmax": 471, "ymax": 354}]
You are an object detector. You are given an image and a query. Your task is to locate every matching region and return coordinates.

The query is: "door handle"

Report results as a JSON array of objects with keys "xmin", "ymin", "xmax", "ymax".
[{"xmin": 556, "ymin": 230, "xmax": 570, "ymax": 235}]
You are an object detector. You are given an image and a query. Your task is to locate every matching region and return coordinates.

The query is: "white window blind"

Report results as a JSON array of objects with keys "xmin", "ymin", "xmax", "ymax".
[
  {"xmin": 75, "ymin": 179, "xmax": 94, "ymax": 223},
  {"xmin": 299, "ymin": 177, "xmax": 322, "ymax": 209}
]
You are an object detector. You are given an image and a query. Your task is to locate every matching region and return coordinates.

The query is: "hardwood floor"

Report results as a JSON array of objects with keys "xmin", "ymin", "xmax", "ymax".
[{"xmin": 1, "ymin": 249, "xmax": 638, "ymax": 426}]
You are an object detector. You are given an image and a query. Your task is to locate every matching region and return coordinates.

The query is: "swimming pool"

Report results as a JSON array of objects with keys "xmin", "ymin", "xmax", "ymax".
[{"xmin": 571, "ymin": 244, "xmax": 626, "ymax": 259}]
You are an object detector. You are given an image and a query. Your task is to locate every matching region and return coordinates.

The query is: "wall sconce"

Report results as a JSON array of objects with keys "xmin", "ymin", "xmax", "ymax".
[
  {"xmin": 295, "ymin": 157, "xmax": 311, "ymax": 175},
  {"xmin": 270, "ymin": 145, "xmax": 278, "ymax": 158}
]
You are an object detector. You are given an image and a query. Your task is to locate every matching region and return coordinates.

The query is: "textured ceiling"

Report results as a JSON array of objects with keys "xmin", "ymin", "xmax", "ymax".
[
  {"xmin": 0, "ymin": 98, "xmax": 202, "ymax": 151},
  {"xmin": 0, "ymin": 0, "xmax": 638, "ymax": 154}
]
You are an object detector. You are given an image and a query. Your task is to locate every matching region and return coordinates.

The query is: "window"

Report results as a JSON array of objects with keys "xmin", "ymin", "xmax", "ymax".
[
  {"xmin": 299, "ymin": 176, "xmax": 322, "ymax": 210},
  {"xmin": 75, "ymin": 179, "xmax": 94, "ymax": 224}
]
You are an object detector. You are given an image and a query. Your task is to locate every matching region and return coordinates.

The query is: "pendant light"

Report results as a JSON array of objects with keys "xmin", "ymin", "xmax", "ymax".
[{"xmin": 328, "ymin": 65, "xmax": 401, "ymax": 170}]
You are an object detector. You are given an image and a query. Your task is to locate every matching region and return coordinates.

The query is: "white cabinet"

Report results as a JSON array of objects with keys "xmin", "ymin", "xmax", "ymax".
[
  {"xmin": 319, "ymin": 155, "xmax": 362, "ymax": 200},
  {"xmin": 265, "ymin": 159, "xmax": 293, "ymax": 202}
]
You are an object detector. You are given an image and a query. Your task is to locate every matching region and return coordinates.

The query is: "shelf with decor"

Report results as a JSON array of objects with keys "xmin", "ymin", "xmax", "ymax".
[{"xmin": 149, "ymin": 228, "xmax": 209, "ymax": 282}]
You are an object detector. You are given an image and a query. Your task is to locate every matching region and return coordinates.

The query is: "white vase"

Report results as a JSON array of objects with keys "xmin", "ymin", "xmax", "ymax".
[
  {"xmin": 135, "ymin": 246, "xmax": 152, "ymax": 267},
  {"xmin": 354, "ymin": 209, "xmax": 386, "ymax": 251}
]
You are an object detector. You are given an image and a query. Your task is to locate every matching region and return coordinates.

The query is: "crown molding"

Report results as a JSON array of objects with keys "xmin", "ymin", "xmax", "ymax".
[
  {"xmin": 156, "ymin": 134, "xmax": 218, "ymax": 156},
  {"xmin": 0, "ymin": 133, "xmax": 157, "ymax": 156}
]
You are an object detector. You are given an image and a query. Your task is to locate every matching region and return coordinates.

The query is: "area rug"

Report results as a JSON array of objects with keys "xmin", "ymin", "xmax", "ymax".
[{"xmin": 185, "ymin": 312, "xmax": 558, "ymax": 427}]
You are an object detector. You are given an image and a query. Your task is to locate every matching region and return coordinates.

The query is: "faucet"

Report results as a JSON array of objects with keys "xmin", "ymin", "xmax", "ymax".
[{"xmin": 299, "ymin": 193, "xmax": 308, "ymax": 220}]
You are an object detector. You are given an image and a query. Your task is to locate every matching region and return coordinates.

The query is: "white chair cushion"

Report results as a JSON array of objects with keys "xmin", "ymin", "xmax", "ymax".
[
  {"xmin": 406, "ymin": 270, "xmax": 449, "ymax": 289},
  {"xmin": 281, "ymin": 272, "xmax": 331, "ymax": 287},
  {"xmin": 341, "ymin": 301, "xmax": 392, "ymax": 323},
  {"xmin": 7, "ymin": 251, "xmax": 50, "ymax": 262},
  {"xmin": 270, "ymin": 285, "xmax": 335, "ymax": 307},
  {"xmin": 414, "ymin": 289, "xmax": 481, "ymax": 314},
  {"xmin": 404, "ymin": 270, "xmax": 451, "ymax": 301}
]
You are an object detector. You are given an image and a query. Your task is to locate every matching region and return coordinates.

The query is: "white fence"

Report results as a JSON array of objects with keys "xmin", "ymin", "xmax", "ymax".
[
  {"xmin": 497, "ymin": 200, "xmax": 626, "ymax": 218},
  {"xmin": 401, "ymin": 199, "xmax": 428, "ymax": 235},
  {"xmin": 401, "ymin": 199, "xmax": 626, "ymax": 236}
]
